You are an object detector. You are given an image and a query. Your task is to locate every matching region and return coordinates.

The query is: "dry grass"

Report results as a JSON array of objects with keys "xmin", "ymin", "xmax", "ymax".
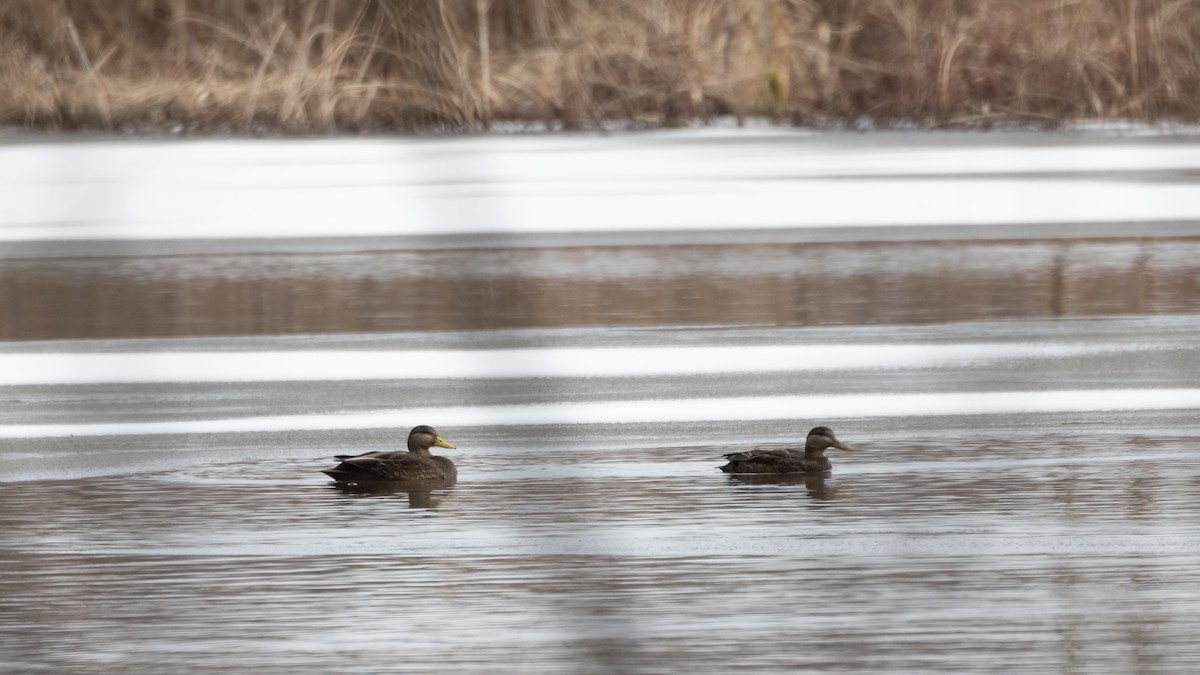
[{"xmin": 2, "ymin": 0, "xmax": 1199, "ymax": 133}]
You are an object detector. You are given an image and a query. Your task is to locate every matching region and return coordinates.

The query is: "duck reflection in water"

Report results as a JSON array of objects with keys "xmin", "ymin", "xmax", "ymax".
[
  {"xmin": 725, "ymin": 472, "xmax": 838, "ymax": 501},
  {"xmin": 719, "ymin": 426, "xmax": 852, "ymax": 475},
  {"xmin": 329, "ymin": 480, "xmax": 451, "ymax": 508}
]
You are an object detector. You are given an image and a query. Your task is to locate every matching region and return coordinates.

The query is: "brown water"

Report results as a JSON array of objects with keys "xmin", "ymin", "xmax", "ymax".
[{"xmin": 3, "ymin": 237, "xmax": 1199, "ymax": 340}]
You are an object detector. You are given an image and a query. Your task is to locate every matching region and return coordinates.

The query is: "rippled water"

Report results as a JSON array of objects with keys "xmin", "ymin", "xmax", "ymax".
[{"xmin": 4, "ymin": 423, "xmax": 1200, "ymax": 673}]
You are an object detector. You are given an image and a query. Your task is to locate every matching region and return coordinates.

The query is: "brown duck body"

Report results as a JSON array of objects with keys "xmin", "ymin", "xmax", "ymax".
[
  {"xmin": 322, "ymin": 425, "xmax": 457, "ymax": 484},
  {"xmin": 720, "ymin": 426, "xmax": 851, "ymax": 475},
  {"xmin": 323, "ymin": 451, "xmax": 457, "ymax": 483},
  {"xmin": 719, "ymin": 448, "xmax": 831, "ymax": 474}
]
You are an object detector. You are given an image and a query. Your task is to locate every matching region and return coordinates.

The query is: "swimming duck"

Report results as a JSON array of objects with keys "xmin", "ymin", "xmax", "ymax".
[
  {"xmin": 322, "ymin": 425, "xmax": 457, "ymax": 483},
  {"xmin": 720, "ymin": 426, "xmax": 852, "ymax": 474}
]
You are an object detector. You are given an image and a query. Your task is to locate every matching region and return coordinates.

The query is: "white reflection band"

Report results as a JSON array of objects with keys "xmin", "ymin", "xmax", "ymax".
[
  {"xmin": 0, "ymin": 343, "xmax": 1162, "ymax": 386},
  {"xmin": 2, "ymin": 389, "xmax": 1198, "ymax": 439}
]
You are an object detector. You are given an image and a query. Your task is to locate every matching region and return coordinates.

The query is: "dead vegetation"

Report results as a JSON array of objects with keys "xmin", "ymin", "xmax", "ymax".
[{"xmin": 2, "ymin": 0, "xmax": 1199, "ymax": 133}]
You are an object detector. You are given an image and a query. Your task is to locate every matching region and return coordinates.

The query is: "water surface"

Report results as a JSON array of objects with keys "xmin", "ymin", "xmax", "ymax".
[
  {"xmin": 3, "ymin": 317, "xmax": 1200, "ymax": 674},
  {"xmin": 3, "ymin": 130, "xmax": 1200, "ymax": 673}
]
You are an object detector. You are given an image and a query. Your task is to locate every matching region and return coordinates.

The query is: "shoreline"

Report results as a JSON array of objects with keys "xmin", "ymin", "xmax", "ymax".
[
  {"xmin": 7, "ymin": 2, "xmax": 1200, "ymax": 134},
  {"xmin": 5, "ymin": 117, "xmax": 1200, "ymax": 146}
]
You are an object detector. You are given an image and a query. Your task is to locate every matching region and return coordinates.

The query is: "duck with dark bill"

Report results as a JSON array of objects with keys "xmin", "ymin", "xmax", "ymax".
[{"xmin": 720, "ymin": 426, "xmax": 852, "ymax": 474}]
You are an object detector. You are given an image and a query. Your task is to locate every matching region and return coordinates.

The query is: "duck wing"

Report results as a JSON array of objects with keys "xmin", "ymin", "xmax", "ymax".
[
  {"xmin": 719, "ymin": 447, "xmax": 810, "ymax": 474},
  {"xmin": 721, "ymin": 447, "xmax": 800, "ymax": 462},
  {"xmin": 332, "ymin": 449, "xmax": 393, "ymax": 461}
]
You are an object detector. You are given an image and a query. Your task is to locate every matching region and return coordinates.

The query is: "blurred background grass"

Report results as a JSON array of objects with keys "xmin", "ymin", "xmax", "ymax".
[{"xmin": 3, "ymin": 0, "xmax": 1200, "ymax": 133}]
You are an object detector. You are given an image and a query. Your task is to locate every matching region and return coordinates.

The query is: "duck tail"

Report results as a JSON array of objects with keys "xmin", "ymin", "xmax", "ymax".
[{"xmin": 322, "ymin": 461, "xmax": 367, "ymax": 481}]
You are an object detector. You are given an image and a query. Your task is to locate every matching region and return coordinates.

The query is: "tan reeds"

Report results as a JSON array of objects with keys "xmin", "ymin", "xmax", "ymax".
[{"xmin": 1, "ymin": 0, "xmax": 1198, "ymax": 133}]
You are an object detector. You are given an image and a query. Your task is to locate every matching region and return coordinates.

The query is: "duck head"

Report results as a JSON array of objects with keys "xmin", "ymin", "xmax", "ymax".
[
  {"xmin": 805, "ymin": 426, "xmax": 852, "ymax": 453},
  {"xmin": 408, "ymin": 425, "xmax": 456, "ymax": 454}
]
